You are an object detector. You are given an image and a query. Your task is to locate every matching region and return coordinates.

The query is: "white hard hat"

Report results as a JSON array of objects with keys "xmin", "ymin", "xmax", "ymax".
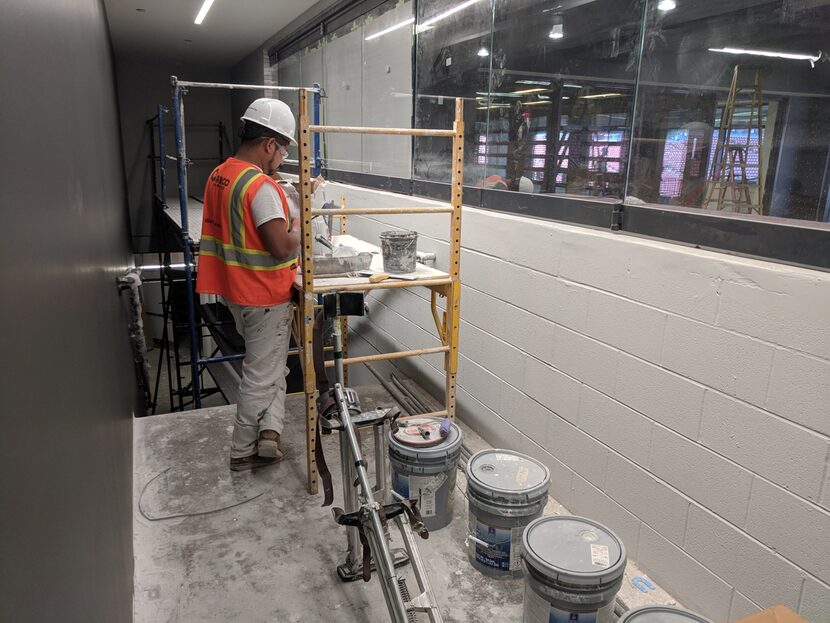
[
  {"xmin": 519, "ymin": 176, "xmax": 534, "ymax": 193},
  {"xmin": 240, "ymin": 98, "xmax": 297, "ymax": 146}
]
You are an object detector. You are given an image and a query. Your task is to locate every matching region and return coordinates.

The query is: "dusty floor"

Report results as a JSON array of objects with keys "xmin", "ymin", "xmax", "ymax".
[
  {"xmin": 134, "ymin": 382, "xmax": 679, "ymax": 622},
  {"xmin": 134, "ymin": 385, "xmax": 527, "ymax": 622}
]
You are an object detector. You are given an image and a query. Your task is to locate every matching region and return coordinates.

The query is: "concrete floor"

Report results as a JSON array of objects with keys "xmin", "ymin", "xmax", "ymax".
[
  {"xmin": 134, "ymin": 385, "xmax": 527, "ymax": 622},
  {"xmin": 135, "ymin": 383, "xmax": 679, "ymax": 622}
]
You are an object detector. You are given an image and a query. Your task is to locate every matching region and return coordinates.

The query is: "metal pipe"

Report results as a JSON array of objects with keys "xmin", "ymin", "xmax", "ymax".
[
  {"xmin": 390, "ymin": 376, "xmax": 424, "ymax": 414},
  {"xmin": 157, "ymin": 105, "xmax": 167, "ymax": 203},
  {"xmin": 364, "ymin": 363, "xmax": 412, "ymax": 417},
  {"xmin": 172, "ymin": 84, "xmax": 202, "ymax": 409},
  {"xmin": 171, "ymin": 76, "xmax": 321, "ymax": 93},
  {"xmin": 391, "ymin": 375, "xmax": 430, "ymax": 414},
  {"xmin": 310, "ymin": 124, "xmax": 454, "ymax": 137},
  {"xmin": 339, "ymin": 422, "xmax": 361, "ymax": 566}
]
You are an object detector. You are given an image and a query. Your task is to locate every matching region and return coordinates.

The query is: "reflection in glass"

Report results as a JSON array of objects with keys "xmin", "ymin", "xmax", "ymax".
[{"xmin": 628, "ymin": 1, "xmax": 830, "ymax": 222}]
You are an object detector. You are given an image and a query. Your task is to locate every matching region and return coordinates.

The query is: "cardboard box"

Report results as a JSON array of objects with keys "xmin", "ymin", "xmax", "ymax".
[{"xmin": 733, "ymin": 605, "xmax": 808, "ymax": 623}]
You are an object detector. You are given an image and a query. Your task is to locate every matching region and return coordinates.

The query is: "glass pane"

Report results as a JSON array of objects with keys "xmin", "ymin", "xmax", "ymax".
[
  {"xmin": 324, "ymin": 21, "xmax": 364, "ymax": 172},
  {"xmin": 276, "ymin": 52, "xmax": 302, "ymax": 162},
  {"xmin": 361, "ymin": 0, "xmax": 414, "ymax": 177},
  {"xmin": 627, "ymin": 1, "xmax": 830, "ymax": 222},
  {"xmin": 413, "ymin": 0, "xmax": 495, "ymax": 185},
  {"xmin": 485, "ymin": 0, "xmax": 644, "ymax": 197}
]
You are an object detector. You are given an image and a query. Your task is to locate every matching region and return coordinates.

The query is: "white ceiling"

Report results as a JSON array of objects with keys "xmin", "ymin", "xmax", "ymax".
[{"xmin": 104, "ymin": 0, "xmax": 314, "ymax": 68}]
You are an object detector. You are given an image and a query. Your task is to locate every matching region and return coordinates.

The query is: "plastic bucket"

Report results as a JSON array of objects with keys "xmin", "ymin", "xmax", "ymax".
[
  {"xmin": 617, "ymin": 606, "xmax": 715, "ymax": 623},
  {"xmin": 522, "ymin": 516, "xmax": 626, "ymax": 623},
  {"xmin": 380, "ymin": 230, "xmax": 418, "ymax": 274},
  {"xmin": 466, "ymin": 449, "xmax": 551, "ymax": 578},
  {"xmin": 388, "ymin": 417, "xmax": 462, "ymax": 531}
]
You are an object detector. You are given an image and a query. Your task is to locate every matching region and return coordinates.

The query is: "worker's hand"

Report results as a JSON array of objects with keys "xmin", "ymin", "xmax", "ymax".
[{"xmin": 312, "ymin": 176, "xmax": 325, "ymax": 193}]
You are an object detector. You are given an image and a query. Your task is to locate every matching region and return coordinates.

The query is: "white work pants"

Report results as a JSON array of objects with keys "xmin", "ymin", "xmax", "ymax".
[{"xmin": 228, "ymin": 301, "xmax": 294, "ymax": 458}]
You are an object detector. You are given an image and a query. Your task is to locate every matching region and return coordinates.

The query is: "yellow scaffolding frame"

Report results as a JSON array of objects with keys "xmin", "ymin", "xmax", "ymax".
[{"xmin": 293, "ymin": 90, "xmax": 465, "ymax": 495}]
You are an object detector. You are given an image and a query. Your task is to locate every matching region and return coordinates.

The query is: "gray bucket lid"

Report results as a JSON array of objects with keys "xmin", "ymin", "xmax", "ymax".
[
  {"xmin": 617, "ymin": 607, "xmax": 715, "ymax": 623},
  {"xmin": 388, "ymin": 418, "xmax": 462, "ymax": 461},
  {"xmin": 522, "ymin": 515, "xmax": 626, "ymax": 587},
  {"xmin": 466, "ymin": 449, "xmax": 550, "ymax": 503}
]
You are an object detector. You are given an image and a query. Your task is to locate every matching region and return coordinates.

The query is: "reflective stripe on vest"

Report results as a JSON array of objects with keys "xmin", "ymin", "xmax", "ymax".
[
  {"xmin": 203, "ymin": 166, "xmax": 297, "ymax": 270},
  {"xmin": 199, "ymin": 235, "xmax": 296, "ymax": 271}
]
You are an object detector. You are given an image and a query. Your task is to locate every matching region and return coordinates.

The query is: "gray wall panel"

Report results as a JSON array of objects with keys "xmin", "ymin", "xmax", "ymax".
[{"xmin": 0, "ymin": 1, "xmax": 134, "ymax": 621}]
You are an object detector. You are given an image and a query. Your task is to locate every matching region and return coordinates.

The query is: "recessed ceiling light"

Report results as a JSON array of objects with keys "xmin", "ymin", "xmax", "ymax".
[
  {"xmin": 657, "ymin": 0, "xmax": 676, "ymax": 10},
  {"xmin": 194, "ymin": 0, "xmax": 215, "ymax": 25}
]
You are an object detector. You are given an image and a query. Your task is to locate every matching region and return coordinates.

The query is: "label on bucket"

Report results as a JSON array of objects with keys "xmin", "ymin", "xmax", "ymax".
[
  {"xmin": 392, "ymin": 472, "xmax": 446, "ymax": 518},
  {"xmin": 590, "ymin": 544, "xmax": 610, "ymax": 567},
  {"xmin": 524, "ymin": 586, "xmax": 610, "ymax": 623},
  {"xmin": 473, "ymin": 521, "xmax": 524, "ymax": 572}
]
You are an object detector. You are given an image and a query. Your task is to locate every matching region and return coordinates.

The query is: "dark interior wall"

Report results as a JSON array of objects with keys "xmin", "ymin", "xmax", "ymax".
[
  {"xmin": 115, "ymin": 59, "xmax": 234, "ymax": 252},
  {"xmin": 0, "ymin": 1, "xmax": 134, "ymax": 621}
]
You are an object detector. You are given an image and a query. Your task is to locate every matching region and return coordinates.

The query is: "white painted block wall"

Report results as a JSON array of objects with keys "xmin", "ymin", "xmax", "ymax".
[{"xmin": 326, "ymin": 182, "xmax": 830, "ymax": 622}]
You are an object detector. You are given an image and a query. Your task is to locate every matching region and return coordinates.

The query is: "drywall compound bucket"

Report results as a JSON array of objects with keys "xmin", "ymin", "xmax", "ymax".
[
  {"xmin": 466, "ymin": 449, "xmax": 551, "ymax": 578},
  {"xmin": 388, "ymin": 416, "xmax": 462, "ymax": 531},
  {"xmin": 617, "ymin": 606, "xmax": 715, "ymax": 623},
  {"xmin": 380, "ymin": 230, "xmax": 418, "ymax": 273},
  {"xmin": 522, "ymin": 515, "xmax": 626, "ymax": 623}
]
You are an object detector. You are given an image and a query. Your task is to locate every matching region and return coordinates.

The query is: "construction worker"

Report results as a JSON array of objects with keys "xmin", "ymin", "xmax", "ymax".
[{"xmin": 196, "ymin": 98, "xmax": 301, "ymax": 471}]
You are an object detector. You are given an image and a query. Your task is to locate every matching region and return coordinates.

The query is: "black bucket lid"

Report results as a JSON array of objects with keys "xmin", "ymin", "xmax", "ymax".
[
  {"xmin": 617, "ymin": 606, "xmax": 715, "ymax": 623},
  {"xmin": 522, "ymin": 515, "xmax": 626, "ymax": 587}
]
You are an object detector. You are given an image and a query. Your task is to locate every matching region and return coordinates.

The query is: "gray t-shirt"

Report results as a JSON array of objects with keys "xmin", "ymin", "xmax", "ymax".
[{"xmin": 250, "ymin": 183, "xmax": 286, "ymax": 228}]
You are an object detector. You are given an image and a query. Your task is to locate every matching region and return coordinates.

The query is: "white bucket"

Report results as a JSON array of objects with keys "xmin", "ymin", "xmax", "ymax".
[
  {"xmin": 466, "ymin": 449, "xmax": 551, "ymax": 578},
  {"xmin": 522, "ymin": 516, "xmax": 626, "ymax": 623}
]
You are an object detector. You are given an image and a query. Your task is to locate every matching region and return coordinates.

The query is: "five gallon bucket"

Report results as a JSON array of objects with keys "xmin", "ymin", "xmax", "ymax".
[
  {"xmin": 617, "ymin": 606, "xmax": 715, "ymax": 623},
  {"xmin": 522, "ymin": 515, "xmax": 626, "ymax": 623},
  {"xmin": 466, "ymin": 449, "xmax": 551, "ymax": 577},
  {"xmin": 388, "ymin": 416, "xmax": 462, "ymax": 531},
  {"xmin": 380, "ymin": 230, "xmax": 418, "ymax": 274}
]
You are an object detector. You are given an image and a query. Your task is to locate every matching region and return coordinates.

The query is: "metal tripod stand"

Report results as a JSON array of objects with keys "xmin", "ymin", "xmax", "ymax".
[{"xmin": 320, "ymin": 294, "xmax": 444, "ymax": 622}]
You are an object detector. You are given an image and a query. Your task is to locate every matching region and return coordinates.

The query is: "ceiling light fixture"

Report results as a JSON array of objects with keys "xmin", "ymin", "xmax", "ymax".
[
  {"xmin": 194, "ymin": 0, "xmax": 215, "ymax": 25},
  {"xmin": 516, "ymin": 79, "xmax": 551, "ymax": 86},
  {"xmin": 708, "ymin": 47, "xmax": 822, "ymax": 67},
  {"xmin": 364, "ymin": 17, "xmax": 415, "ymax": 41},
  {"xmin": 657, "ymin": 0, "xmax": 676, "ymax": 11},
  {"xmin": 477, "ymin": 46, "xmax": 489, "ymax": 57},
  {"xmin": 513, "ymin": 87, "xmax": 548, "ymax": 94},
  {"xmin": 549, "ymin": 13, "xmax": 564, "ymax": 40},
  {"xmin": 563, "ymin": 83, "xmax": 582, "ymax": 88},
  {"xmin": 522, "ymin": 100, "xmax": 551, "ymax": 106},
  {"xmin": 579, "ymin": 92, "xmax": 625, "ymax": 99},
  {"xmin": 417, "ymin": 0, "xmax": 481, "ymax": 33}
]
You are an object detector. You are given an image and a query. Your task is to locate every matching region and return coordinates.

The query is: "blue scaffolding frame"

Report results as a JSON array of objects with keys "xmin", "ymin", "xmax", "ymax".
[{"xmin": 168, "ymin": 76, "xmax": 322, "ymax": 409}]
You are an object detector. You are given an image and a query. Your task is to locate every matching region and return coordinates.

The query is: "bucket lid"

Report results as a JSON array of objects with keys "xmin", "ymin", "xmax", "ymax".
[
  {"xmin": 617, "ymin": 607, "xmax": 715, "ymax": 623},
  {"xmin": 392, "ymin": 416, "xmax": 445, "ymax": 447},
  {"xmin": 522, "ymin": 515, "xmax": 626, "ymax": 587},
  {"xmin": 466, "ymin": 449, "xmax": 550, "ymax": 503},
  {"xmin": 388, "ymin": 418, "xmax": 462, "ymax": 460}
]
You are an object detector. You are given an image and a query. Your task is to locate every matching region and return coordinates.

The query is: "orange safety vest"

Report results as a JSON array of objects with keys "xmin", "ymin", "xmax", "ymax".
[{"xmin": 196, "ymin": 157, "xmax": 297, "ymax": 306}]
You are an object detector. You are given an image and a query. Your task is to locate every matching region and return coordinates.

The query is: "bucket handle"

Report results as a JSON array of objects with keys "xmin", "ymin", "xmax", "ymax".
[{"xmin": 465, "ymin": 533, "xmax": 511, "ymax": 550}]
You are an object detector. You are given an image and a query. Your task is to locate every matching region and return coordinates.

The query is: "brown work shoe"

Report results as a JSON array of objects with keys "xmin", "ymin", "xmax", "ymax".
[
  {"xmin": 258, "ymin": 429, "xmax": 286, "ymax": 460},
  {"xmin": 229, "ymin": 454, "xmax": 278, "ymax": 472}
]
